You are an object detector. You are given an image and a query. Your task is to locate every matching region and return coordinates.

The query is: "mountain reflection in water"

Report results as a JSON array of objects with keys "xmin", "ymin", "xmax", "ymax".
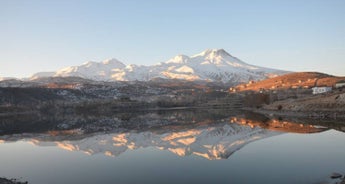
[{"xmin": 0, "ymin": 110, "xmax": 329, "ymax": 160}]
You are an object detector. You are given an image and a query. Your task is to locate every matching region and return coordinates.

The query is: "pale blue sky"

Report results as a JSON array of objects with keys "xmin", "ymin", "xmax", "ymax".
[{"xmin": 1, "ymin": 0, "xmax": 345, "ymax": 78}]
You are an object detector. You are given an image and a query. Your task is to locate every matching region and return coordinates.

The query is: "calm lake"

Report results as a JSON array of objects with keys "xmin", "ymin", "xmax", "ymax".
[{"xmin": 0, "ymin": 110, "xmax": 344, "ymax": 184}]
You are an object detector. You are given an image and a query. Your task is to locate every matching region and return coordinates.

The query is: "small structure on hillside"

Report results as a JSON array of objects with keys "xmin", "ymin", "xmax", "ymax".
[
  {"xmin": 335, "ymin": 80, "xmax": 345, "ymax": 88},
  {"xmin": 248, "ymin": 80, "xmax": 255, "ymax": 84},
  {"xmin": 229, "ymin": 87, "xmax": 237, "ymax": 93},
  {"xmin": 312, "ymin": 87, "xmax": 332, "ymax": 94}
]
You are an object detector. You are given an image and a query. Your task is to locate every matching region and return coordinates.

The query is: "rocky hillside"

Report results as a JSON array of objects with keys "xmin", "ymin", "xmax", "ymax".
[{"xmin": 263, "ymin": 91, "xmax": 345, "ymax": 113}]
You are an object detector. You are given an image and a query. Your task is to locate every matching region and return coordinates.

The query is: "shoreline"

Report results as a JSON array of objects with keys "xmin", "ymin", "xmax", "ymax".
[{"xmin": 0, "ymin": 177, "xmax": 27, "ymax": 184}]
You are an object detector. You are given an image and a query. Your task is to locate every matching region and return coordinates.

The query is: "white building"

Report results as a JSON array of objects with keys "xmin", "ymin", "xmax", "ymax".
[
  {"xmin": 335, "ymin": 80, "xmax": 345, "ymax": 88},
  {"xmin": 312, "ymin": 87, "xmax": 332, "ymax": 94}
]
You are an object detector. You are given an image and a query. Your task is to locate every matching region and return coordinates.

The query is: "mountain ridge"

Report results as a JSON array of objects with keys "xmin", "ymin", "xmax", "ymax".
[{"xmin": 27, "ymin": 49, "xmax": 288, "ymax": 83}]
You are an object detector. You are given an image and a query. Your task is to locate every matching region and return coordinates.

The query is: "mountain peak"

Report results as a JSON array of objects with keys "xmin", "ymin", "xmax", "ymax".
[
  {"xmin": 80, "ymin": 59, "xmax": 125, "ymax": 68},
  {"xmin": 166, "ymin": 54, "xmax": 190, "ymax": 64},
  {"xmin": 193, "ymin": 49, "xmax": 231, "ymax": 58},
  {"xmin": 102, "ymin": 58, "xmax": 125, "ymax": 66}
]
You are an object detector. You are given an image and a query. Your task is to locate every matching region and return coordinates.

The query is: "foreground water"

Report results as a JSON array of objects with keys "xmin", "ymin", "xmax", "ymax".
[{"xmin": 0, "ymin": 110, "xmax": 344, "ymax": 184}]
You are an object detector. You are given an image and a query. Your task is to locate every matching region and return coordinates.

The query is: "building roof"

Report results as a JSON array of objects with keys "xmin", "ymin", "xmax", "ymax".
[{"xmin": 312, "ymin": 86, "xmax": 332, "ymax": 89}]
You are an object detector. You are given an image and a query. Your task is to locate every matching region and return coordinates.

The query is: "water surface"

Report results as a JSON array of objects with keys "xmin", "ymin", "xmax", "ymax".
[{"xmin": 0, "ymin": 110, "xmax": 344, "ymax": 184}]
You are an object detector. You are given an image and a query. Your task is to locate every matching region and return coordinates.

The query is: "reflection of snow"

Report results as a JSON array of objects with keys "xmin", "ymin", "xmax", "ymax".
[
  {"xmin": 56, "ymin": 142, "xmax": 78, "ymax": 152},
  {"xmin": 27, "ymin": 123, "xmax": 281, "ymax": 160}
]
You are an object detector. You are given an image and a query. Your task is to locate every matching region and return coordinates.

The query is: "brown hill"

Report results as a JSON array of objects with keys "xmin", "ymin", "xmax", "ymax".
[{"xmin": 231, "ymin": 72, "xmax": 345, "ymax": 92}]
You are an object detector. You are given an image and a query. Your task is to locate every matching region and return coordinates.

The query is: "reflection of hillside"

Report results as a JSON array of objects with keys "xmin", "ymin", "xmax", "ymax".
[
  {"xmin": 1, "ymin": 108, "xmax": 335, "ymax": 136},
  {"xmin": 230, "ymin": 117, "xmax": 326, "ymax": 134},
  {"xmin": 0, "ymin": 109, "xmax": 244, "ymax": 136}
]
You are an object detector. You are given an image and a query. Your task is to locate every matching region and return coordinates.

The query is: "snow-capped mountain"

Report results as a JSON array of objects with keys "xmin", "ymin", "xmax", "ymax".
[
  {"xmin": 30, "ymin": 49, "xmax": 288, "ymax": 83},
  {"xmin": 31, "ymin": 59, "xmax": 126, "ymax": 81}
]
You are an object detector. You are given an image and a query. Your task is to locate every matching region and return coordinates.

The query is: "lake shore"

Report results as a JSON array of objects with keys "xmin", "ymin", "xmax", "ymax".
[
  {"xmin": 0, "ymin": 177, "xmax": 27, "ymax": 184},
  {"xmin": 249, "ymin": 108, "xmax": 345, "ymax": 119}
]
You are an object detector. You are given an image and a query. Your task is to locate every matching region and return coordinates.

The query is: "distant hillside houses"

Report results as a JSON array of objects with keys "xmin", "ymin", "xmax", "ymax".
[
  {"xmin": 312, "ymin": 80, "xmax": 345, "ymax": 94},
  {"xmin": 312, "ymin": 87, "xmax": 332, "ymax": 95}
]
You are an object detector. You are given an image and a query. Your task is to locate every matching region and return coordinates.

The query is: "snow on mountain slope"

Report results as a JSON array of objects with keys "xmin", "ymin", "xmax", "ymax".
[
  {"xmin": 54, "ymin": 59, "xmax": 126, "ymax": 81},
  {"xmin": 30, "ymin": 49, "xmax": 288, "ymax": 83},
  {"xmin": 153, "ymin": 49, "xmax": 287, "ymax": 83},
  {"xmin": 30, "ymin": 72, "xmax": 56, "ymax": 80},
  {"xmin": 0, "ymin": 77, "xmax": 18, "ymax": 81}
]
